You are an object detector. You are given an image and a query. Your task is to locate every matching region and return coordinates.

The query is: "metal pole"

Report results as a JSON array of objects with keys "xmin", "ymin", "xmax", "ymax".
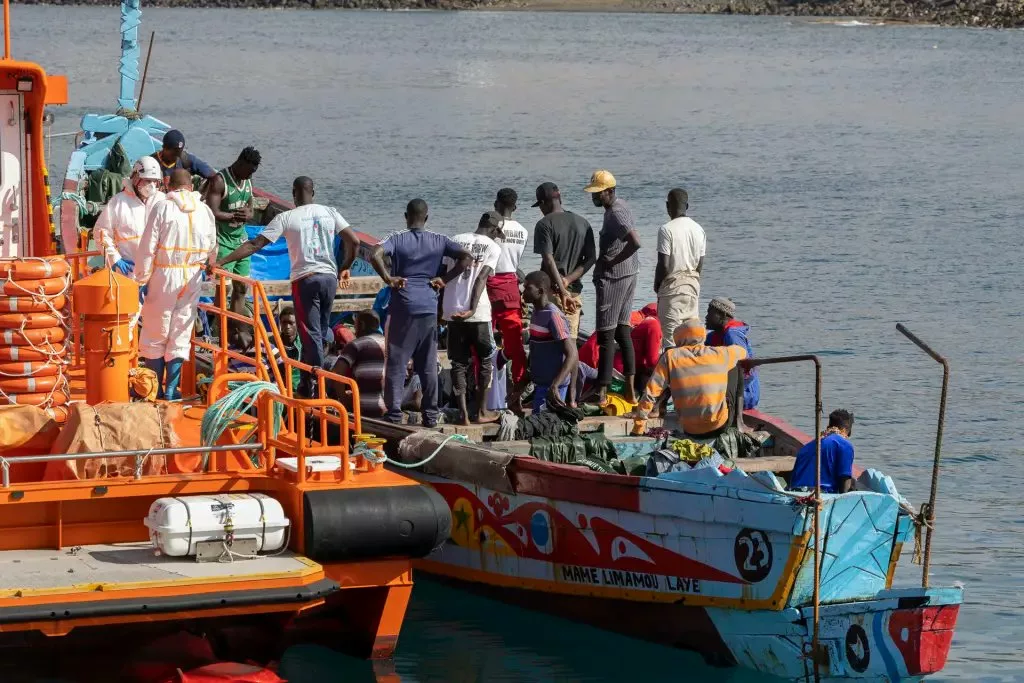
[
  {"xmin": 136, "ymin": 31, "xmax": 155, "ymax": 112},
  {"xmin": 743, "ymin": 354, "xmax": 822, "ymax": 681},
  {"xmin": 2, "ymin": 443, "xmax": 263, "ymax": 488},
  {"xmin": 2, "ymin": 0, "xmax": 10, "ymax": 60},
  {"xmin": 896, "ymin": 323, "xmax": 949, "ymax": 589}
]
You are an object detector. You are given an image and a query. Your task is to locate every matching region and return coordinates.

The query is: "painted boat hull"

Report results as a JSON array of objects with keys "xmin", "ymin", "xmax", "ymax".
[{"xmin": 368, "ymin": 415, "xmax": 962, "ymax": 681}]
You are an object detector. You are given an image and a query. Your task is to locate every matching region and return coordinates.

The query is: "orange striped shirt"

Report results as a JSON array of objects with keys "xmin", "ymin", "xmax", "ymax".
[{"xmin": 638, "ymin": 319, "xmax": 747, "ymax": 435}]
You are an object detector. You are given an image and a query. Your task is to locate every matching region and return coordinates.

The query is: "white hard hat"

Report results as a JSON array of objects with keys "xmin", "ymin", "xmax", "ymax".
[{"xmin": 132, "ymin": 156, "xmax": 162, "ymax": 181}]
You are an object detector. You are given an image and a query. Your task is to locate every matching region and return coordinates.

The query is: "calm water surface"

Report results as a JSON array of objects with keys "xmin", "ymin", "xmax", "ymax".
[{"xmin": 17, "ymin": 7, "xmax": 1023, "ymax": 680}]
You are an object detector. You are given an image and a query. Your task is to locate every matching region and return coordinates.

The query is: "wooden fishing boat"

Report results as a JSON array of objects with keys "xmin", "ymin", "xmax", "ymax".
[
  {"xmin": 367, "ymin": 351, "xmax": 963, "ymax": 681},
  {"xmin": 0, "ymin": 2, "xmax": 448, "ymax": 677}
]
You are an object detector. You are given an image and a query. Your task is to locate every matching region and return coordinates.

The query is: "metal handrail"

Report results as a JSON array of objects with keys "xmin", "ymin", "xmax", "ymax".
[
  {"xmin": 896, "ymin": 323, "xmax": 949, "ymax": 589},
  {"xmin": 194, "ymin": 268, "xmax": 363, "ymax": 435},
  {"xmin": 1, "ymin": 443, "xmax": 263, "ymax": 488},
  {"xmin": 743, "ymin": 354, "xmax": 822, "ymax": 682},
  {"xmin": 259, "ymin": 392, "xmax": 351, "ymax": 483}
]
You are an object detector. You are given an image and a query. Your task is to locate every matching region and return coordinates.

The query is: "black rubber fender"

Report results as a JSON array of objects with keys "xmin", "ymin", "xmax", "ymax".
[{"xmin": 303, "ymin": 485, "xmax": 452, "ymax": 563}]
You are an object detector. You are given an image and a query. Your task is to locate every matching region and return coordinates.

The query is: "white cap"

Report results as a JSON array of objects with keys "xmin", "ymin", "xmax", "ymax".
[{"xmin": 132, "ymin": 156, "xmax": 162, "ymax": 181}]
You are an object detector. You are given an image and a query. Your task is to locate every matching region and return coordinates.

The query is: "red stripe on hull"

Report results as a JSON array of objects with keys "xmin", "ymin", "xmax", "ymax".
[{"xmin": 888, "ymin": 604, "xmax": 960, "ymax": 676}]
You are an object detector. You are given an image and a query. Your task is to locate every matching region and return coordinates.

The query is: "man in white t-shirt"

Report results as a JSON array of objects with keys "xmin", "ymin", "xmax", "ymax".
[
  {"xmin": 442, "ymin": 211, "xmax": 503, "ymax": 425},
  {"xmin": 215, "ymin": 176, "xmax": 360, "ymax": 397},
  {"xmin": 487, "ymin": 187, "xmax": 529, "ymax": 390},
  {"xmin": 654, "ymin": 188, "xmax": 706, "ymax": 346}
]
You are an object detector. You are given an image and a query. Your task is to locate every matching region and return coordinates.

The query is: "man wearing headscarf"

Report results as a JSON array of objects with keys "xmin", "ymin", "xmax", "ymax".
[{"xmin": 705, "ymin": 296, "xmax": 760, "ymax": 410}]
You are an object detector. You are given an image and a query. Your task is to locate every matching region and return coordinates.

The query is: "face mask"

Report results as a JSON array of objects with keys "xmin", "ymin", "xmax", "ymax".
[{"xmin": 136, "ymin": 180, "xmax": 156, "ymax": 199}]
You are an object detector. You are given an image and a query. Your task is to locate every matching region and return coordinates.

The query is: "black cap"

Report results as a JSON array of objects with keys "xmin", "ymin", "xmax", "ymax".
[{"xmin": 532, "ymin": 182, "xmax": 560, "ymax": 208}]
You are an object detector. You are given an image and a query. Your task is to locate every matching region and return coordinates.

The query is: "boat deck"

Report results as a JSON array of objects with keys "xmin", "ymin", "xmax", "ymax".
[{"xmin": 0, "ymin": 542, "xmax": 319, "ymax": 596}]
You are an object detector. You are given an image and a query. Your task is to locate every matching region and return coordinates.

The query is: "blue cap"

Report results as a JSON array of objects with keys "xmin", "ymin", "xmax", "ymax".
[{"xmin": 163, "ymin": 129, "xmax": 185, "ymax": 150}]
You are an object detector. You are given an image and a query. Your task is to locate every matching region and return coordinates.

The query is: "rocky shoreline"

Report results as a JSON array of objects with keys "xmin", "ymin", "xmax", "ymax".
[{"xmin": 14, "ymin": 0, "xmax": 1024, "ymax": 28}]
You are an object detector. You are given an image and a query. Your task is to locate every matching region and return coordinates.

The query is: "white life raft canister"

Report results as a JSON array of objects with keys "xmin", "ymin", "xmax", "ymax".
[{"xmin": 144, "ymin": 493, "xmax": 290, "ymax": 557}]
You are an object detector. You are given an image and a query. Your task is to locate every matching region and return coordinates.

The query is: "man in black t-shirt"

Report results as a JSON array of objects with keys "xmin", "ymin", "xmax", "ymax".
[{"xmin": 531, "ymin": 182, "xmax": 597, "ymax": 340}]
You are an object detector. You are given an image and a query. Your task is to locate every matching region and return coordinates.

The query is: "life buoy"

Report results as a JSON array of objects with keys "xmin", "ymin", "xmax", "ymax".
[
  {"xmin": 1, "ymin": 386, "xmax": 68, "ymax": 406},
  {"xmin": 0, "ymin": 327, "xmax": 66, "ymax": 346},
  {"xmin": 0, "ymin": 374, "xmax": 62, "ymax": 393},
  {"xmin": 0, "ymin": 312, "xmax": 62, "ymax": 329},
  {"xmin": 0, "ymin": 277, "xmax": 67, "ymax": 297},
  {"xmin": 0, "ymin": 361, "xmax": 61, "ymax": 378},
  {"xmin": 45, "ymin": 405, "xmax": 69, "ymax": 423},
  {"xmin": 0, "ymin": 258, "xmax": 70, "ymax": 280},
  {"xmin": 0, "ymin": 294, "xmax": 67, "ymax": 313},
  {"xmin": 0, "ymin": 346, "xmax": 55, "ymax": 362}
]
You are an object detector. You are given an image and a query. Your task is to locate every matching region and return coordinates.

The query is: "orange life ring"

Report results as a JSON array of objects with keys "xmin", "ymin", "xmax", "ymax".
[
  {"xmin": 1, "ymin": 386, "xmax": 68, "ymax": 407},
  {"xmin": 0, "ymin": 277, "xmax": 66, "ymax": 297},
  {"xmin": 0, "ymin": 294, "xmax": 67, "ymax": 313},
  {"xmin": 0, "ymin": 361, "xmax": 61, "ymax": 378},
  {"xmin": 0, "ymin": 327, "xmax": 66, "ymax": 346},
  {"xmin": 45, "ymin": 404, "xmax": 70, "ymax": 423},
  {"xmin": 0, "ymin": 346, "xmax": 58, "ymax": 362},
  {"xmin": 0, "ymin": 258, "xmax": 70, "ymax": 280},
  {"xmin": 0, "ymin": 312, "xmax": 63, "ymax": 329},
  {"xmin": 0, "ymin": 374, "xmax": 62, "ymax": 393}
]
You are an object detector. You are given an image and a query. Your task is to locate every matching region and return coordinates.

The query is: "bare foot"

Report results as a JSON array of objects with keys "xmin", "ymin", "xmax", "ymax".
[
  {"xmin": 596, "ymin": 386, "xmax": 608, "ymax": 406},
  {"xmin": 475, "ymin": 409, "xmax": 498, "ymax": 424},
  {"xmin": 622, "ymin": 384, "xmax": 638, "ymax": 405}
]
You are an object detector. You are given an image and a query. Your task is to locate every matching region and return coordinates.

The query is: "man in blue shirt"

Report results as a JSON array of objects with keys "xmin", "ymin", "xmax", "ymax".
[
  {"xmin": 369, "ymin": 199, "xmax": 472, "ymax": 426},
  {"xmin": 791, "ymin": 409, "xmax": 856, "ymax": 493},
  {"xmin": 151, "ymin": 129, "xmax": 216, "ymax": 190},
  {"xmin": 705, "ymin": 296, "xmax": 760, "ymax": 409}
]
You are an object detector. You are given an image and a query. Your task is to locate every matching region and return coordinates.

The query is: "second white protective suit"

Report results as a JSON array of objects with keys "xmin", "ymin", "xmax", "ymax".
[
  {"xmin": 93, "ymin": 157, "xmax": 166, "ymax": 269},
  {"xmin": 134, "ymin": 189, "xmax": 217, "ymax": 362}
]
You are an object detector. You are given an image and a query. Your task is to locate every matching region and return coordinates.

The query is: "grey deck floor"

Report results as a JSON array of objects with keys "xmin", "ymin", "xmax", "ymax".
[{"xmin": 0, "ymin": 543, "xmax": 315, "ymax": 593}]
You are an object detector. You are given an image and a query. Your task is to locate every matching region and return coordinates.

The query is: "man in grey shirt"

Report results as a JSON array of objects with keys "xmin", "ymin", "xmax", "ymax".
[{"xmin": 585, "ymin": 170, "xmax": 642, "ymax": 404}]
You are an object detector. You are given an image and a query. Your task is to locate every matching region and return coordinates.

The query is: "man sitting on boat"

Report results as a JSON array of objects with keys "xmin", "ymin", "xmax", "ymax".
[
  {"xmin": 93, "ymin": 156, "xmax": 165, "ymax": 275},
  {"xmin": 520, "ymin": 270, "xmax": 578, "ymax": 411},
  {"xmin": 704, "ymin": 297, "xmax": 760, "ymax": 410},
  {"xmin": 134, "ymin": 169, "xmax": 218, "ymax": 400},
  {"xmin": 151, "ymin": 129, "xmax": 216, "ymax": 189},
  {"xmin": 634, "ymin": 318, "xmax": 747, "ymax": 438},
  {"xmin": 329, "ymin": 311, "xmax": 387, "ymax": 419},
  {"xmin": 791, "ymin": 409, "xmax": 856, "ymax": 493}
]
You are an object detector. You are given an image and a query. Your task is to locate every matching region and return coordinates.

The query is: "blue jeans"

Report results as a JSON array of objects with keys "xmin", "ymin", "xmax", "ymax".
[
  {"xmin": 384, "ymin": 310, "xmax": 439, "ymax": 425},
  {"xmin": 291, "ymin": 273, "xmax": 338, "ymax": 397},
  {"xmin": 533, "ymin": 381, "xmax": 568, "ymax": 413}
]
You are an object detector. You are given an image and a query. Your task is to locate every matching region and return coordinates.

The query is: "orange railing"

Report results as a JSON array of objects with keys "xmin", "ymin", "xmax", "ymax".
[
  {"xmin": 193, "ymin": 268, "xmax": 363, "ymax": 437},
  {"xmin": 258, "ymin": 392, "xmax": 352, "ymax": 483}
]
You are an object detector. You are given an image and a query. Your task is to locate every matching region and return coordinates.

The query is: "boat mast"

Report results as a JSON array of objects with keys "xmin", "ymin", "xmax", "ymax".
[{"xmin": 118, "ymin": 0, "xmax": 142, "ymax": 111}]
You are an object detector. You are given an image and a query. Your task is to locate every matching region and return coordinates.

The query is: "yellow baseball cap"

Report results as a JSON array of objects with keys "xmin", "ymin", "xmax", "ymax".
[{"xmin": 584, "ymin": 169, "xmax": 617, "ymax": 193}]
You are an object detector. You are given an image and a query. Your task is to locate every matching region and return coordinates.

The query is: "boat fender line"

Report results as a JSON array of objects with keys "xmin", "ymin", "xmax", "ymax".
[
  {"xmin": 362, "ymin": 433, "xmax": 470, "ymax": 469},
  {"xmin": 302, "ymin": 485, "xmax": 452, "ymax": 563}
]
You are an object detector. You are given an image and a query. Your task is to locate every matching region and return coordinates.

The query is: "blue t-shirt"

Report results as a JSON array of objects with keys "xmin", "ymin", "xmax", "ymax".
[
  {"xmin": 529, "ymin": 303, "xmax": 571, "ymax": 386},
  {"xmin": 791, "ymin": 432, "xmax": 855, "ymax": 493},
  {"xmin": 381, "ymin": 228, "xmax": 463, "ymax": 316},
  {"xmin": 152, "ymin": 151, "xmax": 215, "ymax": 181}
]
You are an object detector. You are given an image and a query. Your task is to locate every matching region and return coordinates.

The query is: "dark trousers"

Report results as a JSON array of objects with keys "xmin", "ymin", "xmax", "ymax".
[
  {"xmin": 597, "ymin": 324, "xmax": 637, "ymax": 386},
  {"xmin": 384, "ymin": 310, "xmax": 439, "ymax": 425},
  {"xmin": 291, "ymin": 273, "xmax": 338, "ymax": 397},
  {"xmin": 447, "ymin": 320, "xmax": 495, "ymax": 400}
]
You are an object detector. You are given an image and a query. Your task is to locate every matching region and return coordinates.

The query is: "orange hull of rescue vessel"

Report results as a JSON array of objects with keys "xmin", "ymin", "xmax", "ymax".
[{"xmin": 0, "ymin": 13, "xmax": 449, "ymax": 679}]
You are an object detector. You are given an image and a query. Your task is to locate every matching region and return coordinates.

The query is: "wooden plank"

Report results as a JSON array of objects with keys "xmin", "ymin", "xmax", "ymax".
[
  {"xmin": 200, "ymin": 276, "xmax": 384, "ymax": 299},
  {"xmin": 735, "ymin": 456, "xmax": 795, "ymax": 474}
]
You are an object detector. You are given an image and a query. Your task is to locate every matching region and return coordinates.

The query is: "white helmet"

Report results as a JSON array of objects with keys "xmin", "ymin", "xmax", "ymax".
[{"xmin": 132, "ymin": 156, "xmax": 162, "ymax": 181}]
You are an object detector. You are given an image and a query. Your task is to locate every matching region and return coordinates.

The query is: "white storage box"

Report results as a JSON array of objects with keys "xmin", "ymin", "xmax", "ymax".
[
  {"xmin": 276, "ymin": 456, "xmax": 355, "ymax": 473},
  {"xmin": 144, "ymin": 493, "xmax": 290, "ymax": 557}
]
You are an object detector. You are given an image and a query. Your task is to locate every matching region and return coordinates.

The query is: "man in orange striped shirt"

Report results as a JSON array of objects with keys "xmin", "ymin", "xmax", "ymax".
[{"xmin": 635, "ymin": 318, "xmax": 747, "ymax": 437}]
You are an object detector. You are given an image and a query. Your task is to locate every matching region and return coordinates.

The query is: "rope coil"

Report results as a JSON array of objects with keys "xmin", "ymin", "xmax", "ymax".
[{"xmin": 199, "ymin": 381, "xmax": 284, "ymax": 471}]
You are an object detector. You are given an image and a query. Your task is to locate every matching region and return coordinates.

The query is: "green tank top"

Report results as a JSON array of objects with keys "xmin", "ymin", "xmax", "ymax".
[{"xmin": 215, "ymin": 167, "xmax": 254, "ymax": 250}]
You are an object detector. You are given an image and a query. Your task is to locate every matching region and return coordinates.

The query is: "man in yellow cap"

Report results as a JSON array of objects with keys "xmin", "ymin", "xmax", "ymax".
[{"xmin": 584, "ymin": 169, "xmax": 643, "ymax": 405}]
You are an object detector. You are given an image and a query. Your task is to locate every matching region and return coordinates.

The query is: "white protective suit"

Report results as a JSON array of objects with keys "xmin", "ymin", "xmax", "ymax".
[
  {"xmin": 134, "ymin": 189, "xmax": 217, "ymax": 361},
  {"xmin": 93, "ymin": 186, "xmax": 166, "ymax": 268}
]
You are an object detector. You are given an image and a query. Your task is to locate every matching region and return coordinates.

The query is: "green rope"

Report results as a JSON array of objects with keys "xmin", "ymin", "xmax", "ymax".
[
  {"xmin": 200, "ymin": 381, "xmax": 283, "ymax": 470},
  {"xmin": 55, "ymin": 191, "xmax": 101, "ymax": 217},
  {"xmin": 362, "ymin": 433, "xmax": 471, "ymax": 469}
]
